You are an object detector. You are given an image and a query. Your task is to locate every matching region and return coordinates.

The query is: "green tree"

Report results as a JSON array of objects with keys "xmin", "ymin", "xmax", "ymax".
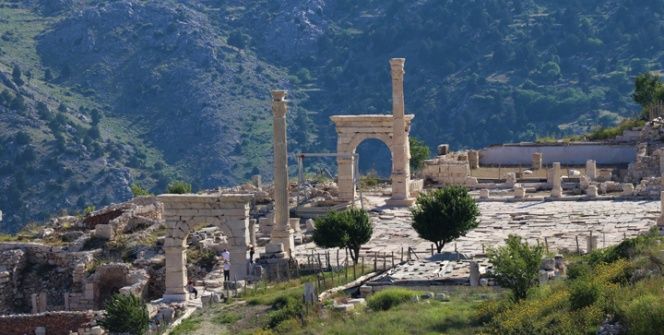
[
  {"xmin": 228, "ymin": 31, "xmax": 250, "ymax": 49},
  {"xmin": 411, "ymin": 186, "xmax": 479, "ymax": 253},
  {"xmin": 130, "ymin": 183, "xmax": 151, "ymax": 197},
  {"xmin": 313, "ymin": 207, "xmax": 373, "ymax": 264},
  {"xmin": 488, "ymin": 235, "xmax": 544, "ymax": 300},
  {"xmin": 409, "ymin": 137, "xmax": 430, "ymax": 172},
  {"xmin": 167, "ymin": 180, "xmax": 192, "ymax": 194},
  {"xmin": 12, "ymin": 64, "xmax": 23, "ymax": 86},
  {"xmin": 99, "ymin": 293, "xmax": 149, "ymax": 335},
  {"xmin": 633, "ymin": 72, "xmax": 664, "ymax": 118}
]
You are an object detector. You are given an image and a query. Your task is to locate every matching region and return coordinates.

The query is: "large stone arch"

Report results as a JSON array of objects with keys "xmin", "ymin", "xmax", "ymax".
[
  {"xmin": 331, "ymin": 114, "xmax": 414, "ymax": 204},
  {"xmin": 158, "ymin": 193, "xmax": 253, "ymax": 302},
  {"xmin": 330, "ymin": 58, "xmax": 416, "ymax": 206}
]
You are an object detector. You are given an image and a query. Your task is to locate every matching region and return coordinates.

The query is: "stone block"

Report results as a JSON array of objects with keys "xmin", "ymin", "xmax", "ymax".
[
  {"xmin": 265, "ymin": 243, "xmax": 284, "ymax": 254},
  {"xmin": 532, "ymin": 152, "xmax": 543, "ymax": 170},
  {"xmin": 94, "ymin": 224, "xmax": 114, "ymax": 240},
  {"xmin": 586, "ymin": 185, "xmax": 598, "ymax": 198},
  {"xmin": 437, "ymin": 144, "xmax": 449, "ymax": 156},
  {"xmin": 479, "ymin": 189, "xmax": 490, "ymax": 200},
  {"xmin": 622, "ymin": 183, "xmax": 635, "ymax": 196}
]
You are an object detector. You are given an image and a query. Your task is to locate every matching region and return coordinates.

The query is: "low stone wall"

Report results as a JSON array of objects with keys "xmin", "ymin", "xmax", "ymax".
[
  {"xmin": 478, "ymin": 142, "xmax": 636, "ymax": 166},
  {"xmin": 422, "ymin": 155, "xmax": 470, "ymax": 185},
  {"xmin": 0, "ymin": 311, "xmax": 96, "ymax": 335}
]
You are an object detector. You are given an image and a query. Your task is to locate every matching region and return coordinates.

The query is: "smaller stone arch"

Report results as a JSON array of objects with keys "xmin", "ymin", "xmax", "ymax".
[
  {"xmin": 331, "ymin": 114, "xmax": 413, "ymax": 204},
  {"xmin": 158, "ymin": 193, "xmax": 253, "ymax": 302}
]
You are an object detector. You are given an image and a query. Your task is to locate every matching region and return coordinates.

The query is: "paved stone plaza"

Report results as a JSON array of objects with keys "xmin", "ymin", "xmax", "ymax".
[{"xmin": 294, "ymin": 195, "xmax": 660, "ymax": 281}]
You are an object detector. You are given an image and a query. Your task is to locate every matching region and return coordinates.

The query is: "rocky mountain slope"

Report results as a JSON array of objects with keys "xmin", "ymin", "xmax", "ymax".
[{"xmin": 1, "ymin": 0, "xmax": 663, "ymax": 231}]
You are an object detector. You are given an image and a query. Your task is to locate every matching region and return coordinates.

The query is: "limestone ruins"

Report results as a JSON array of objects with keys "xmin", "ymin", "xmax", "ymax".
[{"xmin": 2, "ymin": 57, "xmax": 664, "ymax": 334}]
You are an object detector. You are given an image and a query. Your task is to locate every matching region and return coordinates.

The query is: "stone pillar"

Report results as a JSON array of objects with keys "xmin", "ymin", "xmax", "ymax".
[
  {"xmin": 386, "ymin": 58, "xmax": 415, "ymax": 207},
  {"xmin": 551, "ymin": 162, "xmax": 563, "ymax": 198},
  {"xmin": 468, "ymin": 150, "xmax": 479, "ymax": 169},
  {"xmin": 163, "ymin": 237, "xmax": 188, "ymax": 302},
  {"xmin": 469, "ymin": 261, "xmax": 480, "ymax": 287},
  {"xmin": 514, "ymin": 184, "xmax": 525, "ymax": 199},
  {"xmin": 249, "ymin": 219, "xmax": 256, "ymax": 247},
  {"xmin": 506, "ymin": 172, "xmax": 517, "ymax": 187},
  {"xmin": 270, "ymin": 90, "xmax": 294, "ymax": 256},
  {"xmin": 336, "ymin": 153, "xmax": 355, "ymax": 202},
  {"xmin": 252, "ymin": 175, "xmax": 262, "ymax": 190},
  {"xmin": 586, "ymin": 160, "xmax": 597, "ymax": 180},
  {"xmin": 532, "ymin": 152, "xmax": 543, "ymax": 170},
  {"xmin": 586, "ymin": 185, "xmax": 598, "ymax": 198},
  {"xmin": 586, "ymin": 234, "xmax": 598, "ymax": 253},
  {"xmin": 437, "ymin": 144, "xmax": 449, "ymax": 156}
]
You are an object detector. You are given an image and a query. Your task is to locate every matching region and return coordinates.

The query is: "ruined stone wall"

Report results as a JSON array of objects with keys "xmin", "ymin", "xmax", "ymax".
[
  {"xmin": 422, "ymin": 154, "xmax": 470, "ymax": 185},
  {"xmin": 0, "ymin": 311, "xmax": 96, "ymax": 335}
]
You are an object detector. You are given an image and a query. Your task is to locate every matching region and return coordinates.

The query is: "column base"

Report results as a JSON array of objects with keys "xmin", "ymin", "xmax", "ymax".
[
  {"xmin": 162, "ymin": 293, "xmax": 188, "ymax": 302},
  {"xmin": 385, "ymin": 198, "xmax": 416, "ymax": 207}
]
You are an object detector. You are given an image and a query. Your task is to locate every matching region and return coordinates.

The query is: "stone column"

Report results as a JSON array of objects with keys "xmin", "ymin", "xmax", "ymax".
[
  {"xmin": 336, "ymin": 149, "xmax": 356, "ymax": 202},
  {"xmin": 270, "ymin": 90, "xmax": 294, "ymax": 256},
  {"xmin": 163, "ymin": 237, "xmax": 188, "ymax": 302},
  {"xmin": 658, "ymin": 191, "xmax": 664, "ymax": 226},
  {"xmin": 551, "ymin": 162, "xmax": 562, "ymax": 198},
  {"xmin": 532, "ymin": 152, "xmax": 543, "ymax": 170},
  {"xmin": 586, "ymin": 160, "xmax": 597, "ymax": 180},
  {"xmin": 469, "ymin": 261, "xmax": 480, "ymax": 287},
  {"xmin": 468, "ymin": 150, "xmax": 479, "ymax": 169},
  {"xmin": 386, "ymin": 58, "xmax": 415, "ymax": 206},
  {"xmin": 248, "ymin": 219, "xmax": 256, "ymax": 247}
]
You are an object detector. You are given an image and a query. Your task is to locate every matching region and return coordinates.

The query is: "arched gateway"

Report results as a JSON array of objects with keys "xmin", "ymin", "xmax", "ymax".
[
  {"xmin": 331, "ymin": 58, "xmax": 415, "ymax": 206},
  {"xmin": 158, "ymin": 193, "xmax": 252, "ymax": 302}
]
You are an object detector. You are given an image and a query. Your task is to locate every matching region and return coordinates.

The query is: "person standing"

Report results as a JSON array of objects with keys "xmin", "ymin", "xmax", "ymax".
[
  {"xmin": 223, "ymin": 260, "xmax": 231, "ymax": 283},
  {"xmin": 249, "ymin": 245, "xmax": 255, "ymax": 263},
  {"xmin": 221, "ymin": 248, "xmax": 230, "ymax": 262},
  {"xmin": 186, "ymin": 280, "xmax": 198, "ymax": 299}
]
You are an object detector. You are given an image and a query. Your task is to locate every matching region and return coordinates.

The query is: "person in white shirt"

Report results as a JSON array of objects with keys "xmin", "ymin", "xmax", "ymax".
[{"xmin": 221, "ymin": 248, "xmax": 230, "ymax": 262}]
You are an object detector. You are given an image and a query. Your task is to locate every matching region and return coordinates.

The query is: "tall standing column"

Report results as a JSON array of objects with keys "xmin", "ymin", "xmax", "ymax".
[
  {"xmin": 270, "ymin": 90, "xmax": 294, "ymax": 256},
  {"xmin": 551, "ymin": 162, "xmax": 563, "ymax": 198},
  {"xmin": 163, "ymin": 237, "xmax": 188, "ymax": 302},
  {"xmin": 386, "ymin": 58, "xmax": 415, "ymax": 206}
]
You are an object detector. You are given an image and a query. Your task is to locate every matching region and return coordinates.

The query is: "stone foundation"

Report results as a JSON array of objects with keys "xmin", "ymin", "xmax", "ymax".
[{"xmin": 0, "ymin": 311, "xmax": 97, "ymax": 335}]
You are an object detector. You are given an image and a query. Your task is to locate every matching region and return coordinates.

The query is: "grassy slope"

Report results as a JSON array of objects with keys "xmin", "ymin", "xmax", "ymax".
[{"xmin": 179, "ymin": 231, "xmax": 664, "ymax": 335}]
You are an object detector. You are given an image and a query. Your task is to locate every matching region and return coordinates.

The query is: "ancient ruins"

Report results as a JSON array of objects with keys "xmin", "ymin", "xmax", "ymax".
[{"xmin": 1, "ymin": 57, "xmax": 664, "ymax": 334}]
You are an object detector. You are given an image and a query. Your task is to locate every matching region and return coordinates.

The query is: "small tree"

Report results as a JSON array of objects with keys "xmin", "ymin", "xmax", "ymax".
[
  {"xmin": 99, "ymin": 293, "xmax": 149, "ymax": 335},
  {"xmin": 313, "ymin": 207, "xmax": 373, "ymax": 264},
  {"xmin": 12, "ymin": 64, "xmax": 23, "ymax": 86},
  {"xmin": 409, "ymin": 137, "xmax": 430, "ymax": 172},
  {"xmin": 167, "ymin": 180, "xmax": 192, "ymax": 194},
  {"xmin": 411, "ymin": 186, "xmax": 479, "ymax": 253},
  {"xmin": 130, "ymin": 183, "xmax": 151, "ymax": 197},
  {"xmin": 488, "ymin": 235, "xmax": 544, "ymax": 301}
]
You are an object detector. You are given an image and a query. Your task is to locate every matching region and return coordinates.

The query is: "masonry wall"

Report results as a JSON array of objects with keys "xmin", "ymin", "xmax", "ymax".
[
  {"xmin": 479, "ymin": 143, "xmax": 637, "ymax": 166},
  {"xmin": 0, "ymin": 311, "xmax": 95, "ymax": 335}
]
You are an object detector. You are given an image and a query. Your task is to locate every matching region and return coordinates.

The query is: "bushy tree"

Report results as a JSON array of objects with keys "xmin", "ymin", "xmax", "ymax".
[
  {"xmin": 313, "ymin": 207, "xmax": 373, "ymax": 263},
  {"xmin": 228, "ymin": 31, "xmax": 250, "ymax": 49},
  {"xmin": 130, "ymin": 183, "xmax": 151, "ymax": 197},
  {"xmin": 99, "ymin": 293, "xmax": 149, "ymax": 335},
  {"xmin": 167, "ymin": 180, "xmax": 192, "ymax": 194},
  {"xmin": 488, "ymin": 235, "xmax": 544, "ymax": 300},
  {"xmin": 409, "ymin": 137, "xmax": 430, "ymax": 172},
  {"xmin": 12, "ymin": 64, "xmax": 23, "ymax": 86},
  {"xmin": 411, "ymin": 186, "xmax": 479, "ymax": 253}
]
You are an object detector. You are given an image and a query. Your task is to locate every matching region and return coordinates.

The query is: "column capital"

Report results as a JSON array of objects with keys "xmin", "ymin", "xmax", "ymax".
[
  {"xmin": 271, "ymin": 90, "xmax": 287, "ymax": 102},
  {"xmin": 390, "ymin": 58, "xmax": 405, "ymax": 76}
]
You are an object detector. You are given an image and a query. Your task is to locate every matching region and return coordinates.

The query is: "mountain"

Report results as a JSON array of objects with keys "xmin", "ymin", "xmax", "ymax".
[{"xmin": 1, "ymin": 0, "xmax": 663, "ymax": 231}]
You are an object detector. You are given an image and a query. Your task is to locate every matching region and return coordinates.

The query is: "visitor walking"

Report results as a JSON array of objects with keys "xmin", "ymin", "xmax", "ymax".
[
  {"xmin": 249, "ymin": 244, "xmax": 255, "ymax": 263},
  {"xmin": 221, "ymin": 248, "xmax": 230, "ymax": 262}
]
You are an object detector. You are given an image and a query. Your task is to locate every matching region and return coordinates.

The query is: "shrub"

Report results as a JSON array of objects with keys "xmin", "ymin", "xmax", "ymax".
[
  {"xmin": 622, "ymin": 294, "xmax": 664, "ymax": 335},
  {"xmin": 366, "ymin": 288, "xmax": 418, "ymax": 311},
  {"xmin": 228, "ymin": 31, "xmax": 250, "ymax": 49},
  {"xmin": 99, "ymin": 293, "xmax": 149, "ymax": 335},
  {"xmin": 566, "ymin": 262, "xmax": 592, "ymax": 280},
  {"xmin": 411, "ymin": 186, "xmax": 479, "ymax": 253},
  {"xmin": 313, "ymin": 207, "xmax": 372, "ymax": 264},
  {"xmin": 167, "ymin": 180, "xmax": 192, "ymax": 194},
  {"xmin": 569, "ymin": 280, "xmax": 601, "ymax": 310},
  {"xmin": 130, "ymin": 183, "xmax": 151, "ymax": 197},
  {"xmin": 266, "ymin": 295, "xmax": 303, "ymax": 329},
  {"xmin": 488, "ymin": 235, "xmax": 544, "ymax": 300}
]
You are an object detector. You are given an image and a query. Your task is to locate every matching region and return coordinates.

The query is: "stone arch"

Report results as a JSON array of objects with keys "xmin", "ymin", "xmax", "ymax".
[
  {"xmin": 158, "ymin": 193, "xmax": 253, "ymax": 302},
  {"xmin": 329, "ymin": 58, "xmax": 416, "ymax": 206},
  {"xmin": 331, "ymin": 114, "xmax": 413, "ymax": 205}
]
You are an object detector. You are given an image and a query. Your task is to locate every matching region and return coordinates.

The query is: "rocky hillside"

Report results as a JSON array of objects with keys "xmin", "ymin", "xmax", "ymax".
[{"xmin": 1, "ymin": 0, "xmax": 663, "ymax": 231}]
